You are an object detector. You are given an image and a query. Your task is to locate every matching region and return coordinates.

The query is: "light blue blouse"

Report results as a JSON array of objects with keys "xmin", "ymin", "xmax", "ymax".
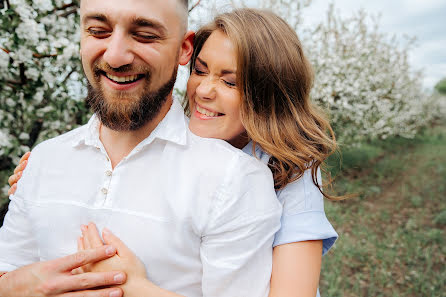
[{"xmin": 242, "ymin": 141, "xmax": 338, "ymax": 255}]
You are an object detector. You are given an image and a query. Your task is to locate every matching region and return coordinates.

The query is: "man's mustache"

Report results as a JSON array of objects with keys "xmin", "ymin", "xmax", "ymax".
[{"xmin": 92, "ymin": 62, "xmax": 152, "ymax": 78}]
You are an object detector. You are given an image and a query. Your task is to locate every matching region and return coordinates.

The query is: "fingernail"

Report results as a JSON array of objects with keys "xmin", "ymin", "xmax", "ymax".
[
  {"xmin": 18, "ymin": 172, "xmax": 22, "ymax": 177},
  {"xmin": 109, "ymin": 289, "xmax": 121, "ymax": 297},
  {"xmin": 114, "ymin": 272, "xmax": 125, "ymax": 284},
  {"xmin": 105, "ymin": 245, "xmax": 116, "ymax": 256},
  {"xmin": 103, "ymin": 228, "xmax": 111, "ymax": 235},
  {"xmin": 81, "ymin": 225, "xmax": 87, "ymax": 232}
]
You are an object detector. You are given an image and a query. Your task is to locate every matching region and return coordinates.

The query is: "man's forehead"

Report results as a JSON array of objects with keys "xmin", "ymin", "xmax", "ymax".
[{"xmin": 80, "ymin": 0, "xmax": 178, "ymax": 25}]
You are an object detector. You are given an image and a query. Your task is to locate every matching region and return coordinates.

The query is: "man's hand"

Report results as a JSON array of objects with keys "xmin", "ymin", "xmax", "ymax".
[{"xmin": 0, "ymin": 245, "xmax": 126, "ymax": 297}]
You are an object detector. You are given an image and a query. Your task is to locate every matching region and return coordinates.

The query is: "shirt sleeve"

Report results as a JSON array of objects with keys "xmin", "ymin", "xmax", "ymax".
[
  {"xmin": 273, "ymin": 168, "xmax": 338, "ymax": 255},
  {"xmin": 0, "ymin": 152, "xmax": 40, "ymax": 271},
  {"xmin": 200, "ymin": 155, "xmax": 282, "ymax": 297}
]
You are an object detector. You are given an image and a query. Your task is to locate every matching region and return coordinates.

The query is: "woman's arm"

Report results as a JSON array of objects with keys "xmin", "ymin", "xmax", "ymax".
[{"xmin": 269, "ymin": 240, "xmax": 323, "ymax": 297}]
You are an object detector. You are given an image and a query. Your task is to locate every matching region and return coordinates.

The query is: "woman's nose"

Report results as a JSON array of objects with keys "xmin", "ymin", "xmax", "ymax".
[{"xmin": 195, "ymin": 76, "xmax": 217, "ymax": 100}]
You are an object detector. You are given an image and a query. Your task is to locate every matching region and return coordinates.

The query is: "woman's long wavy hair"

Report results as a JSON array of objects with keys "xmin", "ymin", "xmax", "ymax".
[{"xmin": 186, "ymin": 8, "xmax": 341, "ymax": 200}]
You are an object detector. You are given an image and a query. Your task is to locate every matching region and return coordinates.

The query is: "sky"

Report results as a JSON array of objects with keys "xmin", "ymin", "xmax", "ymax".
[{"xmin": 298, "ymin": 0, "xmax": 446, "ymax": 90}]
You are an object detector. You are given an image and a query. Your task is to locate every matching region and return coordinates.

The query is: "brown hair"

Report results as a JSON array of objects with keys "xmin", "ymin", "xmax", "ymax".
[{"xmin": 188, "ymin": 8, "xmax": 340, "ymax": 200}]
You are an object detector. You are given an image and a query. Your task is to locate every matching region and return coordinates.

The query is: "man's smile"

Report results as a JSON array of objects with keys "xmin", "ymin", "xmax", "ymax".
[{"xmin": 102, "ymin": 71, "xmax": 146, "ymax": 85}]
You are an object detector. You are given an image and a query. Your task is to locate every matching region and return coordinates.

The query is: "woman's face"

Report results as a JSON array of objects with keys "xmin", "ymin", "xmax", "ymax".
[{"xmin": 187, "ymin": 30, "xmax": 247, "ymax": 148}]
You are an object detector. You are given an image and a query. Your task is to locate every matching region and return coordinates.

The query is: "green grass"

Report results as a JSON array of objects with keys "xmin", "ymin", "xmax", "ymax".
[{"xmin": 320, "ymin": 125, "xmax": 446, "ymax": 297}]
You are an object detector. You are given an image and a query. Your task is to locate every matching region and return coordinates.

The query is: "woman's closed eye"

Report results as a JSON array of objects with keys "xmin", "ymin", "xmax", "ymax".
[
  {"xmin": 193, "ymin": 65, "xmax": 207, "ymax": 75},
  {"xmin": 223, "ymin": 79, "xmax": 236, "ymax": 87}
]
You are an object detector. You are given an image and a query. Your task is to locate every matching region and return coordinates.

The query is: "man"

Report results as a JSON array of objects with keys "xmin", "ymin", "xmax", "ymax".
[{"xmin": 0, "ymin": 0, "xmax": 281, "ymax": 296}]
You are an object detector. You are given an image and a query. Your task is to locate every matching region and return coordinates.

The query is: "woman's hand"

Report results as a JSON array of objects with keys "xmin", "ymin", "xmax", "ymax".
[
  {"xmin": 78, "ymin": 223, "xmax": 155, "ymax": 297},
  {"xmin": 78, "ymin": 223, "xmax": 186, "ymax": 297},
  {"xmin": 7, "ymin": 152, "xmax": 30, "ymax": 196},
  {"xmin": 79, "ymin": 223, "xmax": 148, "ymax": 288}
]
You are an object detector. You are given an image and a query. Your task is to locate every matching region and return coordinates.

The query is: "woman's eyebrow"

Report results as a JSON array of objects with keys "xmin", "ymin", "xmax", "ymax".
[
  {"xmin": 221, "ymin": 69, "xmax": 235, "ymax": 75},
  {"xmin": 196, "ymin": 57, "xmax": 207, "ymax": 68},
  {"xmin": 196, "ymin": 57, "xmax": 235, "ymax": 74}
]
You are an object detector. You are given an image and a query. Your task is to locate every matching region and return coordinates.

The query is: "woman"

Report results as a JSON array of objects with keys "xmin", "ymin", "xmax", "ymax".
[{"xmin": 8, "ymin": 8, "xmax": 339, "ymax": 297}]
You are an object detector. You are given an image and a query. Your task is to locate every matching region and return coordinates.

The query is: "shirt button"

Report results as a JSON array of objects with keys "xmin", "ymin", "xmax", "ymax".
[
  {"xmin": 101, "ymin": 188, "xmax": 108, "ymax": 195},
  {"xmin": 106, "ymin": 156, "xmax": 110, "ymax": 162},
  {"xmin": 105, "ymin": 170, "xmax": 112, "ymax": 176}
]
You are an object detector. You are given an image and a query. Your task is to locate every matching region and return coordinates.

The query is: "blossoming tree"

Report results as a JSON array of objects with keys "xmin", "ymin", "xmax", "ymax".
[{"xmin": 0, "ymin": 0, "xmax": 440, "ymax": 199}]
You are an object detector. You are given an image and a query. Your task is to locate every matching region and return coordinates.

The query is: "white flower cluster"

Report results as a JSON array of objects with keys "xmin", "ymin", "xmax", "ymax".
[
  {"xmin": 0, "ymin": 0, "xmax": 87, "ymax": 166},
  {"xmin": 258, "ymin": 1, "xmax": 440, "ymax": 144}
]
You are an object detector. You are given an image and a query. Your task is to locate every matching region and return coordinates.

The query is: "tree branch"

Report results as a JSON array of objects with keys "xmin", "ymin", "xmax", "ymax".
[
  {"xmin": 33, "ymin": 53, "xmax": 58, "ymax": 58},
  {"xmin": 54, "ymin": 2, "xmax": 77, "ymax": 11},
  {"xmin": 1, "ymin": 47, "xmax": 10, "ymax": 54},
  {"xmin": 19, "ymin": 63, "xmax": 27, "ymax": 84},
  {"xmin": 62, "ymin": 69, "xmax": 75, "ymax": 85},
  {"xmin": 189, "ymin": 0, "xmax": 202, "ymax": 13},
  {"xmin": 59, "ymin": 8, "xmax": 77, "ymax": 17}
]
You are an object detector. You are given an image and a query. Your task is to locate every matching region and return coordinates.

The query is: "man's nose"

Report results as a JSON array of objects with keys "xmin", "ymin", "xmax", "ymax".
[
  {"xmin": 103, "ymin": 31, "xmax": 135, "ymax": 69},
  {"xmin": 196, "ymin": 76, "xmax": 217, "ymax": 100}
]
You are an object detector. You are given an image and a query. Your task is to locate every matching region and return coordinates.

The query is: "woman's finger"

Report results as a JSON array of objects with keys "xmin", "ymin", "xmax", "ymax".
[
  {"xmin": 19, "ymin": 152, "xmax": 31, "ymax": 164},
  {"xmin": 87, "ymin": 222, "xmax": 104, "ymax": 248},
  {"xmin": 78, "ymin": 236, "xmax": 85, "ymax": 251},
  {"xmin": 81, "ymin": 225, "xmax": 92, "ymax": 250},
  {"xmin": 7, "ymin": 184, "xmax": 17, "ymax": 196},
  {"xmin": 14, "ymin": 160, "xmax": 27, "ymax": 174},
  {"xmin": 102, "ymin": 228, "xmax": 130, "ymax": 257},
  {"xmin": 8, "ymin": 172, "xmax": 22, "ymax": 187}
]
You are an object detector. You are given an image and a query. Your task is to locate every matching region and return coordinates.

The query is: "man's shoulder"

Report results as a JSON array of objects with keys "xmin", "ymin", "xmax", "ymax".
[{"xmin": 31, "ymin": 124, "xmax": 87, "ymax": 155}]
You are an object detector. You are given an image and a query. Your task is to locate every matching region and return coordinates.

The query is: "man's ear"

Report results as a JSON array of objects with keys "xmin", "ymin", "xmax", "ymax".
[{"xmin": 179, "ymin": 31, "xmax": 195, "ymax": 66}]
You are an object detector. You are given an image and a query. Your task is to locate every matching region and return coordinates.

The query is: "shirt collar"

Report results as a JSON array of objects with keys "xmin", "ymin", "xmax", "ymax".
[{"xmin": 72, "ymin": 98, "xmax": 188, "ymax": 148}]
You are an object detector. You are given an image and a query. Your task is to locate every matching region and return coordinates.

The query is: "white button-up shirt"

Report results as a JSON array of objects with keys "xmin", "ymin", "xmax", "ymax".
[{"xmin": 0, "ymin": 99, "xmax": 282, "ymax": 297}]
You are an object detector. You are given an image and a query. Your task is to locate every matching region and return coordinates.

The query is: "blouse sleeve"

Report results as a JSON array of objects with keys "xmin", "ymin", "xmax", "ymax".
[{"xmin": 273, "ymin": 168, "xmax": 338, "ymax": 255}]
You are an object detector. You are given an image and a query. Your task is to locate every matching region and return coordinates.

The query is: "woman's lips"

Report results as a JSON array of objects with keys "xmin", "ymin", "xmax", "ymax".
[{"xmin": 194, "ymin": 103, "xmax": 224, "ymax": 120}]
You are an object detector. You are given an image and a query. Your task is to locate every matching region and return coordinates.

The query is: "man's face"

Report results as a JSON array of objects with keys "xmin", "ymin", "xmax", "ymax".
[{"xmin": 80, "ymin": 0, "xmax": 186, "ymax": 131}]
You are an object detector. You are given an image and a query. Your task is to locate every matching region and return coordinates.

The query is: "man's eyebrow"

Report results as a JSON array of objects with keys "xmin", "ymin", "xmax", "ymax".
[
  {"xmin": 82, "ymin": 13, "xmax": 108, "ymax": 24},
  {"xmin": 131, "ymin": 17, "xmax": 167, "ymax": 34}
]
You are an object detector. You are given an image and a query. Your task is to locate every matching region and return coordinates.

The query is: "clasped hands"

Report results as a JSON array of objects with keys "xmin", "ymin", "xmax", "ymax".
[{"xmin": 0, "ymin": 223, "xmax": 150, "ymax": 297}]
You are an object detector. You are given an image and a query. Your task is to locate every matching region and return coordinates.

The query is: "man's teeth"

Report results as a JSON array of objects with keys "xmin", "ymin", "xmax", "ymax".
[
  {"xmin": 197, "ymin": 105, "xmax": 219, "ymax": 117},
  {"xmin": 106, "ymin": 73, "xmax": 139, "ymax": 83}
]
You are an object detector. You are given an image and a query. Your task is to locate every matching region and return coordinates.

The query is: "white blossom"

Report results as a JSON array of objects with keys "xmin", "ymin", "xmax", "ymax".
[
  {"xmin": 0, "ymin": 49, "xmax": 9, "ymax": 69},
  {"xmin": 19, "ymin": 132, "xmax": 30, "ymax": 140},
  {"xmin": 33, "ymin": 0, "xmax": 54, "ymax": 12},
  {"xmin": 0, "ymin": 129, "xmax": 11, "ymax": 148}
]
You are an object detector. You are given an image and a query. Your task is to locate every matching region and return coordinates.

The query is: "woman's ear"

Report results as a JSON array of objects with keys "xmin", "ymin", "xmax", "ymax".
[{"xmin": 179, "ymin": 31, "xmax": 195, "ymax": 66}]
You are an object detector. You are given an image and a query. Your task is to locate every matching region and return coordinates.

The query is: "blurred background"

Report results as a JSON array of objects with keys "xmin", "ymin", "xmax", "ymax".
[{"xmin": 0, "ymin": 0, "xmax": 445, "ymax": 296}]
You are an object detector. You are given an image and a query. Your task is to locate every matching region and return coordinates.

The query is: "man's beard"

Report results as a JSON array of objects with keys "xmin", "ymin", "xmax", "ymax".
[{"xmin": 86, "ymin": 62, "xmax": 177, "ymax": 131}]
